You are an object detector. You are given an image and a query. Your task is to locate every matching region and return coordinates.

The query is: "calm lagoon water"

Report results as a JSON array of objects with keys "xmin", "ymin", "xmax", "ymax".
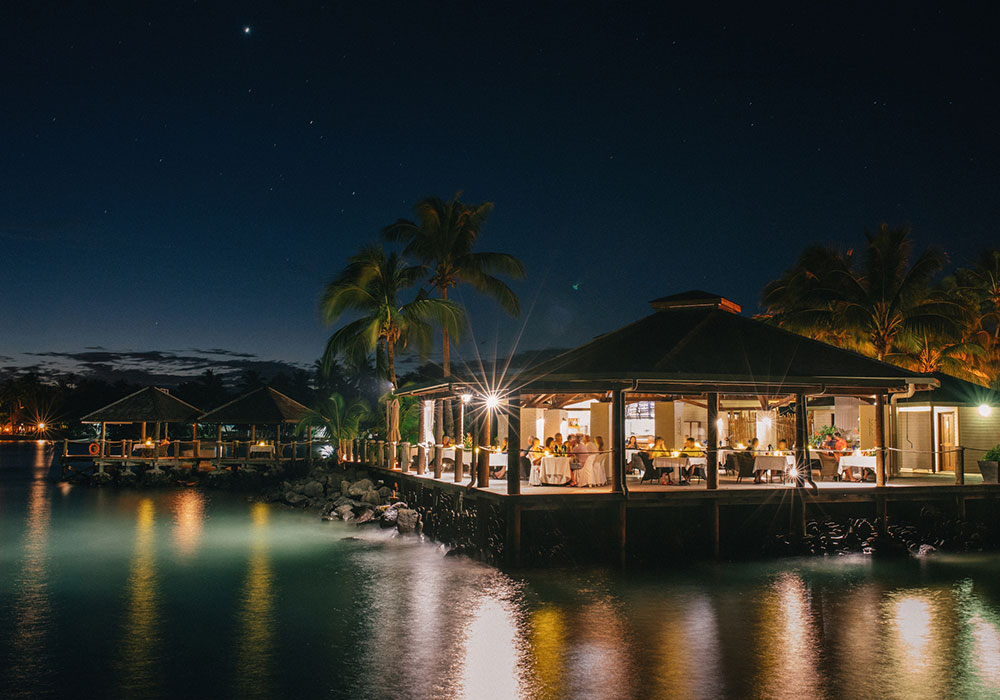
[{"xmin": 3, "ymin": 442, "xmax": 1000, "ymax": 699}]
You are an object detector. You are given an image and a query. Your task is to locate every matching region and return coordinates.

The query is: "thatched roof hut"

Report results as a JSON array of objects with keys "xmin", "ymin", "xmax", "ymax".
[
  {"xmin": 197, "ymin": 386, "xmax": 309, "ymax": 425},
  {"xmin": 81, "ymin": 386, "xmax": 202, "ymax": 424}
]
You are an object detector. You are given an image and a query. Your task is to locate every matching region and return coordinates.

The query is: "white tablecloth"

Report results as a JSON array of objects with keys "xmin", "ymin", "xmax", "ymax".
[
  {"xmin": 534, "ymin": 456, "xmax": 573, "ymax": 485},
  {"xmin": 249, "ymin": 445, "xmax": 274, "ymax": 457},
  {"xmin": 753, "ymin": 455, "xmax": 793, "ymax": 475},
  {"xmin": 440, "ymin": 447, "xmax": 472, "ymax": 466},
  {"xmin": 839, "ymin": 454, "xmax": 876, "ymax": 477}
]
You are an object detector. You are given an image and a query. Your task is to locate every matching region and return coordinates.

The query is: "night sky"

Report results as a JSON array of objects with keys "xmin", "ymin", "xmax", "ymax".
[{"xmin": 2, "ymin": 2, "xmax": 998, "ymax": 382}]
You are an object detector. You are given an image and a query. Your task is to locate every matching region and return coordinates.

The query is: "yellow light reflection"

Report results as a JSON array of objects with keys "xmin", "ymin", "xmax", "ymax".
[
  {"xmin": 893, "ymin": 596, "xmax": 933, "ymax": 664},
  {"xmin": 116, "ymin": 498, "xmax": 160, "ymax": 697},
  {"xmin": 171, "ymin": 490, "xmax": 205, "ymax": 558},
  {"xmin": 754, "ymin": 572, "xmax": 823, "ymax": 700},
  {"xmin": 235, "ymin": 502, "xmax": 275, "ymax": 699},
  {"xmin": 460, "ymin": 597, "xmax": 526, "ymax": 700},
  {"xmin": 530, "ymin": 607, "xmax": 565, "ymax": 700},
  {"xmin": 971, "ymin": 614, "xmax": 1000, "ymax": 689},
  {"xmin": 883, "ymin": 590, "xmax": 949, "ymax": 700},
  {"xmin": 8, "ymin": 477, "xmax": 54, "ymax": 690}
]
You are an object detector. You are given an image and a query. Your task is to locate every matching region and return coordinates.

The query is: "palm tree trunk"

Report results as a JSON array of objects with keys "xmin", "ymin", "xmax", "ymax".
[
  {"xmin": 386, "ymin": 339, "xmax": 397, "ymax": 390},
  {"xmin": 440, "ymin": 285, "xmax": 450, "ymax": 377}
]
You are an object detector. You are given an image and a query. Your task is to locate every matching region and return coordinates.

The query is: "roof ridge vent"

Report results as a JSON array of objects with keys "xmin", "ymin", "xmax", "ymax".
[{"xmin": 649, "ymin": 290, "xmax": 742, "ymax": 314}]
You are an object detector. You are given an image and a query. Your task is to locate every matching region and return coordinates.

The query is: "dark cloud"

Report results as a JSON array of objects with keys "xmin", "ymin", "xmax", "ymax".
[
  {"xmin": 17, "ymin": 348, "xmax": 308, "ymax": 386},
  {"xmin": 191, "ymin": 348, "xmax": 257, "ymax": 358}
]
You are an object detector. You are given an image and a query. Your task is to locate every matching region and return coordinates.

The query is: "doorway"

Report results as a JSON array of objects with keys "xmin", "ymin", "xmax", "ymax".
[{"xmin": 938, "ymin": 411, "xmax": 957, "ymax": 471}]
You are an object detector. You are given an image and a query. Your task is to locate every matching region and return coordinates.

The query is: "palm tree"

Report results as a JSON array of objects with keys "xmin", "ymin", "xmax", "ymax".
[
  {"xmin": 885, "ymin": 329, "xmax": 986, "ymax": 379},
  {"xmin": 320, "ymin": 244, "xmax": 464, "ymax": 389},
  {"xmin": 296, "ymin": 393, "xmax": 369, "ymax": 459},
  {"xmin": 951, "ymin": 249, "xmax": 1000, "ymax": 386},
  {"xmin": 382, "ymin": 193, "xmax": 526, "ymax": 377},
  {"xmin": 763, "ymin": 225, "xmax": 952, "ymax": 361}
]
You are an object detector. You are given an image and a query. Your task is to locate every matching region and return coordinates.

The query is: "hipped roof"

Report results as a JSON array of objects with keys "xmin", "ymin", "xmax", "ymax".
[
  {"xmin": 81, "ymin": 386, "xmax": 202, "ymax": 424},
  {"xmin": 197, "ymin": 386, "xmax": 309, "ymax": 424},
  {"xmin": 898, "ymin": 372, "xmax": 1000, "ymax": 407},
  {"xmin": 399, "ymin": 292, "xmax": 936, "ymax": 398}
]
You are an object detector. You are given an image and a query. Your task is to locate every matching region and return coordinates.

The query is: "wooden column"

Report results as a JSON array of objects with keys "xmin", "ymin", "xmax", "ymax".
[
  {"xmin": 459, "ymin": 399, "xmax": 466, "ymax": 444},
  {"xmin": 100, "ymin": 422, "xmax": 107, "ymax": 458},
  {"xmin": 454, "ymin": 446, "xmax": 464, "ymax": 482},
  {"xmin": 706, "ymin": 392, "xmax": 719, "ymax": 490},
  {"xmin": 275, "ymin": 424, "xmax": 282, "ymax": 462},
  {"xmin": 507, "ymin": 395, "xmax": 521, "ymax": 495},
  {"xmin": 795, "ymin": 392, "xmax": 808, "ymax": 487},
  {"xmin": 153, "ymin": 421, "xmax": 161, "ymax": 467},
  {"xmin": 611, "ymin": 388, "xmax": 626, "ymax": 493},
  {"xmin": 875, "ymin": 393, "xmax": 887, "ymax": 487},
  {"xmin": 140, "ymin": 422, "xmax": 146, "ymax": 441},
  {"xmin": 505, "ymin": 502, "xmax": 522, "ymax": 568},
  {"xmin": 478, "ymin": 406, "xmax": 491, "ymax": 487},
  {"xmin": 434, "ymin": 399, "xmax": 444, "ymax": 474},
  {"xmin": 417, "ymin": 400, "xmax": 427, "ymax": 474}
]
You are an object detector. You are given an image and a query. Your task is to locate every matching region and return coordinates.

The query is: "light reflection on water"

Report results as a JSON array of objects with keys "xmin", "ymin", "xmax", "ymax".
[
  {"xmin": 234, "ymin": 503, "xmax": 275, "ymax": 699},
  {"xmin": 3, "ymin": 444, "xmax": 1000, "ymax": 699},
  {"xmin": 3, "ymin": 443, "xmax": 54, "ymax": 698},
  {"xmin": 115, "ymin": 497, "xmax": 160, "ymax": 698}
]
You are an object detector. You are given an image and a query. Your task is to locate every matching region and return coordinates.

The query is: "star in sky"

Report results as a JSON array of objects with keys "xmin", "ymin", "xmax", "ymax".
[{"xmin": 243, "ymin": 26, "xmax": 251, "ymax": 35}]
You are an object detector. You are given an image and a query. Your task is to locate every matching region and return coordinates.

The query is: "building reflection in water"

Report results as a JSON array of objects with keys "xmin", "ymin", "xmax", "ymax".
[
  {"xmin": 5, "ymin": 442, "xmax": 54, "ymax": 697},
  {"xmin": 755, "ymin": 572, "xmax": 825, "ymax": 700},
  {"xmin": 459, "ymin": 594, "xmax": 528, "ymax": 700},
  {"xmin": 882, "ymin": 588, "xmax": 953, "ymax": 700},
  {"xmin": 170, "ymin": 490, "xmax": 205, "ymax": 559},
  {"xmin": 234, "ymin": 502, "xmax": 275, "ymax": 700},
  {"xmin": 530, "ymin": 607, "xmax": 566, "ymax": 700},
  {"xmin": 116, "ymin": 497, "xmax": 160, "ymax": 698}
]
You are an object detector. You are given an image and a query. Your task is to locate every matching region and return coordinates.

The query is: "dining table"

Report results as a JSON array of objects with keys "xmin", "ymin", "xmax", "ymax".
[
  {"xmin": 838, "ymin": 454, "xmax": 876, "ymax": 479},
  {"xmin": 652, "ymin": 456, "xmax": 709, "ymax": 483},
  {"xmin": 531, "ymin": 456, "xmax": 573, "ymax": 485},
  {"xmin": 753, "ymin": 454, "xmax": 794, "ymax": 480},
  {"xmin": 249, "ymin": 444, "xmax": 274, "ymax": 458}
]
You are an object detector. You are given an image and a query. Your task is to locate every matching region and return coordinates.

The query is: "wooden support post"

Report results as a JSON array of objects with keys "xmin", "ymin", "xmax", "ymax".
[
  {"xmin": 377, "ymin": 440, "xmax": 385, "ymax": 468},
  {"xmin": 389, "ymin": 441, "xmax": 397, "ymax": 470},
  {"xmin": 876, "ymin": 495, "xmax": 888, "ymax": 534},
  {"xmin": 507, "ymin": 395, "xmax": 521, "ymax": 495},
  {"xmin": 434, "ymin": 400, "xmax": 444, "ymax": 473},
  {"xmin": 875, "ymin": 393, "xmax": 887, "ymax": 487},
  {"xmin": 795, "ymin": 392, "xmax": 808, "ymax": 487},
  {"xmin": 957, "ymin": 494, "xmax": 967, "ymax": 519},
  {"xmin": 505, "ymin": 502, "xmax": 522, "ymax": 568},
  {"xmin": 250, "ymin": 424, "xmax": 256, "ymax": 444},
  {"xmin": 153, "ymin": 422, "xmax": 161, "ymax": 468},
  {"xmin": 458, "ymin": 399, "xmax": 466, "ymax": 444},
  {"xmin": 141, "ymin": 421, "xmax": 146, "ymax": 441},
  {"xmin": 100, "ymin": 422, "xmax": 107, "ymax": 458},
  {"xmin": 617, "ymin": 501, "xmax": 627, "ymax": 569},
  {"xmin": 710, "ymin": 502, "xmax": 720, "ymax": 559},
  {"xmin": 611, "ymin": 388, "xmax": 626, "ymax": 494},
  {"xmin": 455, "ymin": 446, "xmax": 464, "ymax": 482},
  {"xmin": 275, "ymin": 424, "xmax": 282, "ymax": 462},
  {"xmin": 433, "ymin": 440, "xmax": 443, "ymax": 479},
  {"xmin": 400, "ymin": 442, "xmax": 409, "ymax": 473},
  {"xmin": 795, "ymin": 492, "xmax": 807, "ymax": 538},
  {"xmin": 478, "ymin": 407, "xmax": 491, "ymax": 488},
  {"xmin": 955, "ymin": 446, "xmax": 965, "ymax": 485},
  {"xmin": 707, "ymin": 392, "xmax": 719, "ymax": 490}
]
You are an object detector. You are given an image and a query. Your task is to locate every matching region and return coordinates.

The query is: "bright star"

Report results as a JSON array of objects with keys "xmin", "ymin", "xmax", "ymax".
[{"xmin": 243, "ymin": 26, "xmax": 251, "ymax": 34}]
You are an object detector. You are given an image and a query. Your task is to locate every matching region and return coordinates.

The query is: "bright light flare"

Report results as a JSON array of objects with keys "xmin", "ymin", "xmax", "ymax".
[
  {"xmin": 787, "ymin": 466, "xmax": 799, "ymax": 479},
  {"xmin": 461, "ymin": 393, "xmax": 472, "ymax": 404},
  {"xmin": 484, "ymin": 393, "xmax": 500, "ymax": 411},
  {"xmin": 980, "ymin": 404, "xmax": 992, "ymax": 418}
]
